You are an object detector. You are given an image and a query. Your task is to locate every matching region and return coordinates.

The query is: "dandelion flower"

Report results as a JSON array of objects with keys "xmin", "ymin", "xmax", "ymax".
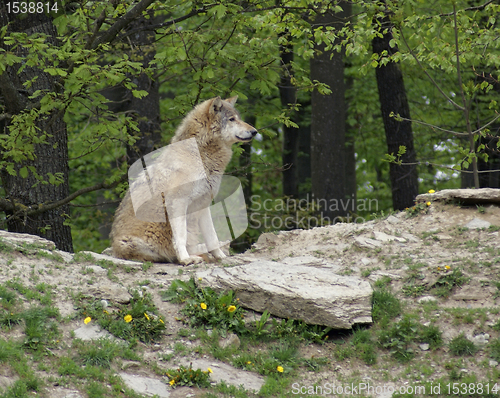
[
  {"xmin": 437, "ymin": 266, "xmax": 441, "ymax": 271},
  {"xmin": 159, "ymin": 318, "xmax": 164, "ymax": 324},
  {"xmin": 200, "ymin": 302, "xmax": 207, "ymax": 310},
  {"xmin": 428, "ymin": 189, "xmax": 435, "ymax": 194},
  {"xmin": 426, "ymin": 201, "xmax": 431, "ymax": 206},
  {"xmin": 169, "ymin": 379, "xmax": 175, "ymax": 386},
  {"xmin": 198, "ymin": 277, "xmax": 202, "ymax": 281},
  {"xmin": 445, "ymin": 265, "xmax": 451, "ymax": 270},
  {"xmin": 227, "ymin": 305, "xmax": 236, "ymax": 312},
  {"xmin": 84, "ymin": 317, "xmax": 91, "ymax": 325},
  {"xmin": 124, "ymin": 314, "xmax": 133, "ymax": 323},
  {"xmin": 207, "ymin": 367, "xmax": 213, "ymax": 373},
  {"xmin": 144, "ymin": 313, "xmax": 150, "ymax": 321},
  {"xmin": 277, "ymin": 365, "xmax": 284, "ymax": 373},
  {"xmin": 247, "ymin": 361, "xmax": 252, "ymax": 365}
]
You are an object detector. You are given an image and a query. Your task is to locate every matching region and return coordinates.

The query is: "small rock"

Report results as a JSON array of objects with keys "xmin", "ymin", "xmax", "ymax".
[
  {"xmin": 73, "ymin": 325, "xmax": 113, "ymax": 341},
  {"xmin": 373, "ymin": 231, "xmax": 406, "ymax": 243},
  {"xmin": 361, "ymin": 258, "xmax": 372, "ymax": 266},
  {"xmin": 419, "ymin": 343, "xmax": 430, "ymax": 351},
  {"xmin": 386, "ymin": 215, "xmax": 401, "ymax": 224},
  {"xmin": 472, "ymin": 333, "xmax": 489, "ymax": 346},
  {"xmin": 220, "ymin": 333, "xmax": 240, "ymax": 350},
  {"xmin": 489, "ymin": 360, "xmax": 499, "ymax": 368},
  {"xmin": 119, "ymin": 373, "xmax": 170, "ymax": 398},
  {"xmin": 418, "ymin": 296, "xmax": 437, "ymax": 303},
  {"xmin": 465, "ymin": 218, "xmax": 491, "ymax": 230},
  {"xmin": 354, "ymin": 236, "xmax": 382, "ymax": 249}
]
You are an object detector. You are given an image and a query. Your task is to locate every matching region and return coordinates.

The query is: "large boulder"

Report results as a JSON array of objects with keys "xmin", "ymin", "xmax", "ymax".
[
  {"xmin": 416, "ymin": 188, "xmax": 500, "ymax": 204},
  {"xmin": 196, "ymin": 260, "xmax": 373, "ymax": 329}
]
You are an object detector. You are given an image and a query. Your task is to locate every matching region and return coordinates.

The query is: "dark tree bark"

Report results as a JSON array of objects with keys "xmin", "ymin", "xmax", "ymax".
[
  {"xmin": 279, "ymin": 30, "xmax": 299, "ymax": 197},
  {"xmin": 344, "ymin": 65, "xmax": 356, "ymax": 214},
  {"xmin": 372, "ymin": 11, "xmax": 419, "ymax": 210},
  {"xmin": 0, "ymin": 10, "xmax": 73, "ymax": 251},
  {"xmin": 310, "ymin": 2, "xmax": 351, "ymax": 222},
  {"xmin": 123, "ymin": 15, "xmax": 162, "ymax": 167}
]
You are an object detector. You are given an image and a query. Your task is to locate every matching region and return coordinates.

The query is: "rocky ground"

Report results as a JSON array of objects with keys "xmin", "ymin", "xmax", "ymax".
[{"xmin": 0, "ymin": 197, "xmax": 500, "ymax": 398}]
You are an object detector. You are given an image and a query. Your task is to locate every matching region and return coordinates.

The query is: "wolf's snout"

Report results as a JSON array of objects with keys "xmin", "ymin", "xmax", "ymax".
[{"xmin": 250, "ymin": 129, "xmax": 258, "ymax": 137}]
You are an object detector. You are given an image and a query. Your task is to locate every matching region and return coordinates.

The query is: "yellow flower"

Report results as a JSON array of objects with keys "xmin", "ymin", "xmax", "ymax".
[
  {"xmin": 198, "ymin": 277, "xmax": 202, "ymax": 281},
  {"xmin": 84, "ymin": 317, "xmax": 91, "ymax": 325},
  {"xmin": 227, "ymin": 305, "xmax": 236, "ymax": 313},
  {"xmin": 124, "ymin": 314, "xmax": 133, "ymax": 323},
  {"xmin": 103, "ymin": 310, "xmax": 108, "ymax": 314},
  {"xmin": 437, "ymin": 266, "xmax": 441, "ymax": 271},
  {"xmin": 445, "ymin": 265, "xmax": 451, "ymax": 270},
  {"xmin": 247, "ymin": 361, "xmax": 252, "ymax": 365},
  {"xmin": 169, "ymin": 379, "xmax": 175, "ymax": 386},
  {"xmin": 200, "ymin": 302, "xmax": 207, "ymax": 310},
  {"xmin": 277, "ymin": 365, "xmax": 284, "ymax": 373},
  {"xmin": 159, "ymin": 318, "xmax": 164, "ymax": 324},
  {"xmin": 144, "ymin": 313, "xmax": 150, "ymax": 321},
  {"xmin": 428, "ymin": 189, "xmax": 435, "ymax": 194},
  {"xmin": 426, "ymin": 201, "xmax": 431, "ymax": 206},
  {"xmin": 207, "ymin": 367, "xmax": 213, "ymax": 373}
]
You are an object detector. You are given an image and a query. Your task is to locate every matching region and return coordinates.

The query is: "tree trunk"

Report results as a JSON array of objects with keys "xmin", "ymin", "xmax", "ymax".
[
  {"xmin": 372, "ymin": 11, "xmax": 418, "ymax": 210},
  {"xmin": 310, "ymin": 3, "xmax": 351, "ymax": 222},
  {"xmin": 124, "ymin": 15, "xmax": 162, "ymax": 167},
  {"xmin": 0, "ymin": 11, "xmax": 73, "ymax": 251},
  {"xmin": 279, "ymin": 31, "xmax": 299, "ymax": 197}
]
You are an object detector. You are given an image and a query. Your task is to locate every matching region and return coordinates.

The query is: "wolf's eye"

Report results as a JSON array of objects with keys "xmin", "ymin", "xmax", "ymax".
[{"xmin": 229, "ymin": 117, "xmax": 236, "ymax": 122}]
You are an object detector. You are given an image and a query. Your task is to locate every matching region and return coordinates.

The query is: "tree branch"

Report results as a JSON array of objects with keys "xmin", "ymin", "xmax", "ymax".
[
  {"xmin": 399, "ymin": 29, "xmax": 465, "ymax": 111},
  {"xmin": 396, "ymin": 113, "xmax": 500, "ymax": 137},
  {"xmin": 90, "ymin": 0, "xmax": 157, "ymax": 50},
  {"xmin": 115, "ymin": 6, "xmax": 211, "ymax": 42},
  {"xmin": 0, "ymin": 173, "xmax": 128, "ymax": 217}
]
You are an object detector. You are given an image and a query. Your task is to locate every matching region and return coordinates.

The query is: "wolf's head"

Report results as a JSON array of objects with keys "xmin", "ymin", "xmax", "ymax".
[
  {"xmin": 171, "ymin": 96, "xmax": 257, "ymax": 148},
  {"xmin": 208, "ymin": 96, "xmax": 258, "ymax": 145}
]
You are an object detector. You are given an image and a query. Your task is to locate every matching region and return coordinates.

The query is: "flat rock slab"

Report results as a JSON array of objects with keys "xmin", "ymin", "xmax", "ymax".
[
  {"xmin": 180, "ymin": 359, "xmax": 265, "ymax": 392},
  {"xmin": 465, "ymin": 217, "xmax": 491, "ymax": 229},
  {"xmin": 119, "ymin": 373, "xmax": 170, "ymax": 398},
  {"xmin": 0, "ymin": 230, "xmax": 56, "ymax": 250},
  {"xmin": 416, "ymin": 188, "xmax": 500, "ymax": 204},
  {"xmin": 196, "ymin": 261, "xmax": 373, "ymax": 329},
  {"xmin": 80, "ymin": 251, "xmax": 143, "ymax": 269}
]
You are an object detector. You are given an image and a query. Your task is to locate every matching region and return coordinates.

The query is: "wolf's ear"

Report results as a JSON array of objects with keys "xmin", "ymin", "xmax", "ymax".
[
  {"xmin": 209, "ymin": 96, "xmax": 223, "ymax": 116},
  {"xmin": 225, "ymin": 96, "xmax": 238, "ymax": 106}
]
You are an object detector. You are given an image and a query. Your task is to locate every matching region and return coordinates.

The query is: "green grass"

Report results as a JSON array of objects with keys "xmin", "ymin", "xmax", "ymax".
[{"xmin": 449, "ymin": 333, "xmax": 477, "ymax": 356}]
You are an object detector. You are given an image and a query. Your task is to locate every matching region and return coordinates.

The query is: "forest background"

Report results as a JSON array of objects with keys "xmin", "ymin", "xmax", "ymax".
[{"xmin": 0, "ymin": 0, "xmax": 499, "ymax": 254}]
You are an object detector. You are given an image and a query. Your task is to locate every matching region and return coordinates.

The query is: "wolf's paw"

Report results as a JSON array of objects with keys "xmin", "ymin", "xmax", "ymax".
[
  {"xmin": 179, "ymin": 255, "xmax": 204, "ymax": 266},
  {"xmin": 210, "ymin": 248, "xmax": 226, "ymax": 260}
]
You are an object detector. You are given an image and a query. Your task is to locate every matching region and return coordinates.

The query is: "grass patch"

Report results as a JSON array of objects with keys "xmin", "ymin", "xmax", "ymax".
[
  {"xmin": 76, "ymin": 290, "xmax": 165, "ymax": 344},
  {"xmin": 372, "ymin": 288, "xmax": 401, "ymax": 323},
  {"xmin": 449, "ymin": 333, "xmax": 477, "ymax": 356}
]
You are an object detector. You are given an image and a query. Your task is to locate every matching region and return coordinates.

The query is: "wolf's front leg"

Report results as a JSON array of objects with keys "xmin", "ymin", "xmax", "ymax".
[
  {"xmin": 168, "ymin": 200, "xmax": 203, "ymax": 265},
  {"xmin": 198, "ymin": 206, "xmax": 226, "ymax": 260}
]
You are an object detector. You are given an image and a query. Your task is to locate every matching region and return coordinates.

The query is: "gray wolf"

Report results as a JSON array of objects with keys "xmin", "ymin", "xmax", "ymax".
[{"xmin": 110, "ymin": 96, "xmax": 257, "ymax": 265}]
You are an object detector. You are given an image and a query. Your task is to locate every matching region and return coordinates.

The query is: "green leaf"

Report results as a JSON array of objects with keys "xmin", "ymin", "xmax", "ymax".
[
  {"xmin": 19, "ymin": 167, "xmax": 28, "ymax": 178},
  {"xmin": 131, "ymin": 90, "xmax": 149, "ymax": 99}
]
